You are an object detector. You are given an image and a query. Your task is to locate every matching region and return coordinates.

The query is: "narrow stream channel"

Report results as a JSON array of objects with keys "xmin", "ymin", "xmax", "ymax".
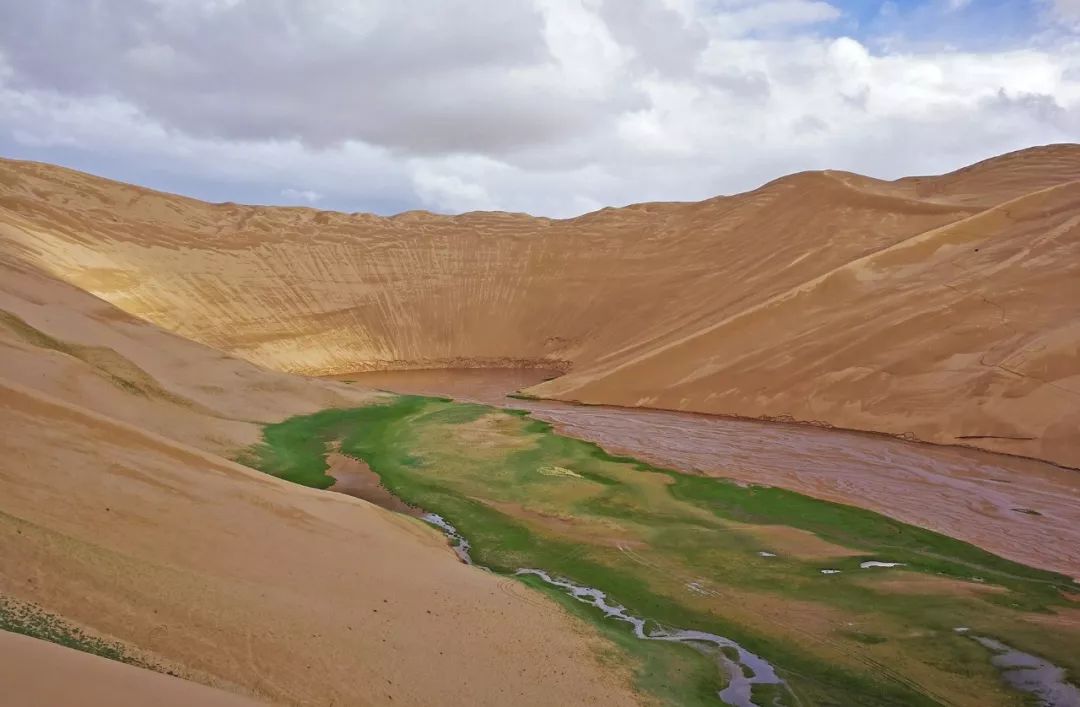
[
  {"xmin": 958, "ymin": 631, "xmax": 1080, "ymax": 707},
  {"xmin": 419, "ymin": 495, "xmax": 1080, "ymax": 707},
  {"xmin": 517, "ymin": 568, "xmax": 785, "ymax": 707},
  {"xmin": 420, "ymin": 514, "xmax": 788, "ymax": 707}
]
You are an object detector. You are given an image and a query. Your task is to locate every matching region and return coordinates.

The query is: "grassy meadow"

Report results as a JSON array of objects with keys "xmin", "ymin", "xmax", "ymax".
[{"xmin": 246, "ymin": 395, "xmax": 1080, "ymax": 706}]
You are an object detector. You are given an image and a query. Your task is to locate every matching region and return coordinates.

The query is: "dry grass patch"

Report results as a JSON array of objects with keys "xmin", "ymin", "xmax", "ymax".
[
  {"xmin": 734, "ymin": 523, "xmax": 863, "ymax": 560},
  {"xmin": 855, "ymin": 573, "xmax": 1007, "ymax": 598}
]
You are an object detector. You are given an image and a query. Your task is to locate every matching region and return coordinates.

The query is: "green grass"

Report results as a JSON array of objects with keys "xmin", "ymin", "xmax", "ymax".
[
  {"xmin": 246, "ymin": 395, "xmax": 1080, "ymax": 707},
  {"xmin": 0, "ymin": 594, "xmax": 155, "ymax": 669}
]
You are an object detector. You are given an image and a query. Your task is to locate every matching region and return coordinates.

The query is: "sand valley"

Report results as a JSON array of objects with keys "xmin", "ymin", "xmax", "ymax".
[{"xmin": 1, "ymin": 146, "xmax": 1079, "ymax": 706}]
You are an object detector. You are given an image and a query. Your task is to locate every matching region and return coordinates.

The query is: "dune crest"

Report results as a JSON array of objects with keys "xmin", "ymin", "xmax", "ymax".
[{"xmin": 1, "ymin": 144, "xmax": 1078, "ymax": 467}]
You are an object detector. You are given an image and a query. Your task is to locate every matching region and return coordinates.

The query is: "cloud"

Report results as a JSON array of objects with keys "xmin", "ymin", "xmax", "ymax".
[
  {"xmin": 1047, "ymin": 0, "xmax": 1080, "ymax": 27},
  {"xmin": 0, "ymin": 0, "xmax": 640, "ymax": 156},
  {"xmin": 280, "ymin": 188, "xmax": 324, "ymax": 204},
  {"xmin": 0, "ymin": 0, "xmax": 1078, "ymax": 217},
  {"xmin": 708, "ymin": 0, "xmax": 843, "ymax": 34}
]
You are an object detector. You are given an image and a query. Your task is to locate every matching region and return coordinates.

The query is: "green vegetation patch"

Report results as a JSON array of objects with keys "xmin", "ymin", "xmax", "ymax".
[
  {"xmin": 247, "ymin": 395, "xmax": 1080, "ymax": 707},
  {"xmin": 0, "ymin": 594, "xmax": 152, "ymax": 669}
]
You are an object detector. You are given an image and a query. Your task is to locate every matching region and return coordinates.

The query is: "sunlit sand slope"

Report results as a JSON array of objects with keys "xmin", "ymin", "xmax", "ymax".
[
  {"xmin": 1, "ymin": 144, "xmax": 1077, "ymax": 466},
  {"xmin": 0, "ymin": 631, "xmax": 263, "ymax": 707},
  {"xmin": 0, "ymin": 264, "xmax": 642, "ymax": 705},
  {"xmin": 535, "ymin": 179, "xmax": 1080, "ymax": 467}
]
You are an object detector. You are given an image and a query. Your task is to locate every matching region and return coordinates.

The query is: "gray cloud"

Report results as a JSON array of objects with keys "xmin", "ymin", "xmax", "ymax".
[
  {"xmin": 0, "ymin": 0, "xmax": 1077, "ymax": 218},
  {"xmin": 597, "ymin": 0, "xmax": 707, "ymax": 76},
  {"xmin": 984, "ymin": 88, "xmax": 1071, "ymax": 126},
  {"xmin": 0, "ymin": 0, "xmax": 642, "ymax": 155}
]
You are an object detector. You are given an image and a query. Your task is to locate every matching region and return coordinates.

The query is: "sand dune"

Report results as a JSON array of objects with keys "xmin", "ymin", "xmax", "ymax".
[
  {"xmin": 1, "ymin": 144, "xmax": 1077, "ymax": 467},
  {"xmin": 0, "ymin": 260, "xmax": 642, "ymax": 705},
  {"xmin": 535, "ymin": 179, "xmax": 1080, "ymax": 466},
  {"xmin": 0, "ymin": 631, "xmax": 263, "ymax": 707},
  {"xmin": 1, "ymin": 144, "xmax": 1078, "ymax": 704}
]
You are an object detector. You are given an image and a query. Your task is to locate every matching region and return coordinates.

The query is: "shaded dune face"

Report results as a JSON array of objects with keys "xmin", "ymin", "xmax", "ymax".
[{"xmin": 1, "ymin": 144, "xmax": 1079, "ymax": 467}]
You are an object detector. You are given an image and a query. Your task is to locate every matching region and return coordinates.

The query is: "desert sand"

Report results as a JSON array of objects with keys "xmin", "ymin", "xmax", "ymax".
[
  {"xmin": 1, "ymin": 144, "xmax": 1077, "ymax": 467},
  {"xmin": 0, "ymin": 631, "xmax": 263, "ymax": 707},
  {"xmin": 1, "ymin": 146, "xmax": 1079, "ymax": 703},
  {"xmin": 0, "ymin": 260, "xmax": 642, "ymax": 705}
]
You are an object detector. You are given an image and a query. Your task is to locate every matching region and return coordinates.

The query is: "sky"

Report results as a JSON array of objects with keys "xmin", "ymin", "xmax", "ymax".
[{"xmin": 0, "ymin": 0, "xmax": 1078, "ymax": 217}]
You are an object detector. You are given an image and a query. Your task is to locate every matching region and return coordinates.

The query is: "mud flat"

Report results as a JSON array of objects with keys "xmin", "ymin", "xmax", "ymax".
[
  {"xmin": 333, "ymin": 369, "xmax": 1080, "ymax": 579},
  {"xmin": 326, "ymin": 449, "xmax": 423, "ymax": 516}
]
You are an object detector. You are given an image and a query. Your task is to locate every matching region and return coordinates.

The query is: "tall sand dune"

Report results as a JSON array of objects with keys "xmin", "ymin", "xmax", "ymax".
[
  {"xmin": 0, "ymin": 260, "xmax": 642, "ymax": 705},
  {"xmin": 1, "ymin": 144, "xmax": 1077, "ymax": 467}
]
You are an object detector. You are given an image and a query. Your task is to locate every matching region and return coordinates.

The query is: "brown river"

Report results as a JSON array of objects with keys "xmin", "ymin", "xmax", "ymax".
[{"xmin": 334, "ymin": 368, "xmax": 1080, "ymax": 580}]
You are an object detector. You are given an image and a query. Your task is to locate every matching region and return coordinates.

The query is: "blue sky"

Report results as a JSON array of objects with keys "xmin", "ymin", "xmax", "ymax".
[
  {"xmin": 0, "ymin": 0, "xmax": 1077, "ymax": 216},
  {"xmin": 848, "ymin": 0, "xmax": 1048, "ymax": 48}
]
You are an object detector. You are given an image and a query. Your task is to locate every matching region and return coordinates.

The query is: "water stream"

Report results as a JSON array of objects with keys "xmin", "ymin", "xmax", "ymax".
[
  {"xmin": 963, "ymin": 633, "xmax": 1080, "ymax": 707},
  {"xmin": 356, "ymin": 369, "xmax": 1080, "ymax": 706},
  {"xmin": 420, "ymin": 514, "xmax": 787, "ymax": 706},
  {"xmin": 421, "ymin": 513, "xmax": 472, "ymax": 564},
  {"xmin": 517, "ymin": 568, "xmax": 785, "ymax": 707}
]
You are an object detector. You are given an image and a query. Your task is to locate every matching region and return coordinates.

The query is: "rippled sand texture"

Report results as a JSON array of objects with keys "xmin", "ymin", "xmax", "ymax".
[
  {"xmin": 0, "ymin": 263, "xmax": 644, "ymax": 705},
  {"xmin": 341, "ymin": 368, "xmax": 1080, "ymax": 579},
  {"xmin": 2, "ymin": 145, "xmax": 1079, "ymax": 467}
]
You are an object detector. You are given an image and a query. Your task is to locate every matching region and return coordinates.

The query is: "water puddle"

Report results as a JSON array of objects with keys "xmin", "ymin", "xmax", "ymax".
[
  {"xmin": 966, "ymin": 635, "xmax": 1080, "ymax": 707},
  {"xmin": 419, "ymin": 512, "xmax": 786, "ymax": 706}
]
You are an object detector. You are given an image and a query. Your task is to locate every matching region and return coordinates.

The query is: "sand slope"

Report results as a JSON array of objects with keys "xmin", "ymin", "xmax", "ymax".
[
  {"xmin": 1, "ymin": 144, "xmax": 1078, "ymax": 466},
  {"xmin": 0, "ymin": 631, "xmax": 263, "ymax": 707},
  {"xmin": 536, "ymin": 179, "xmax": 1080, "ymax": 466},
  {"xmin": 0, "ymin": 383, "xmax": 641, "ymax": 706},
  {"xmin": 0, "ymin": 262, "xmax": 642, "ymax": 704}
]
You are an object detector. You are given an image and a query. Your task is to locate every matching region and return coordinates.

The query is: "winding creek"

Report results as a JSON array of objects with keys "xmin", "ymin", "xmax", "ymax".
[
  {"xmin": 417, "ymin": 512, "xmax": 788, "ymax": 707},
  {"xmin": 516, "ymin": 568, "xmax": 785, "ymax": 707},
  {"xmin": 959, "ymin": 631, "xmax": 1080, "ymax": 707},
  {"xmin": 418, "ymin": 499, "xmax": 1080, "ymax": 707}
]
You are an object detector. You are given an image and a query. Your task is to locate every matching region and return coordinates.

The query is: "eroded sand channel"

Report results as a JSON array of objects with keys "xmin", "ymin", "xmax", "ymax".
[{"xmin": 331, "ymin": 368, "xmax": 1080, "ymax": 579}]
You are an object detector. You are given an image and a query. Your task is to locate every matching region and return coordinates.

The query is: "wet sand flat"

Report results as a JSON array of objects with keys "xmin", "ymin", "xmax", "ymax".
[{"xmin": 326, "ymin": 450, "xmax": 423, "ymax": 515}]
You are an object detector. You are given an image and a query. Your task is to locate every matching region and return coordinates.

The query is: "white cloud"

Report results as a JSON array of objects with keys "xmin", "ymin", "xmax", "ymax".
[
  {"xmin": 708, "ymin": 0, "xmax": 843, "ymax": 34},
  {"xmin": 280, "ymin": 188, "xmax": 324, "ymax": 204},
  {"xmin": 0, "ymin": 0, "xmax": 1077, "ymax": 217},
  {"xmin": 1048, "ymin": 0, "xmax": 1080, "ymax": 27}
]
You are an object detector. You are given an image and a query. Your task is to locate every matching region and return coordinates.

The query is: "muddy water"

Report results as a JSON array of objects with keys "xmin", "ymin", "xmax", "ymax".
[
  {"xmin": 332, "ymin": 369, "xmax": 1080, "ymax": 579},
  {"xmin": 326, "ymin": 451, "xmax": 423, "ymax": 516}
]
